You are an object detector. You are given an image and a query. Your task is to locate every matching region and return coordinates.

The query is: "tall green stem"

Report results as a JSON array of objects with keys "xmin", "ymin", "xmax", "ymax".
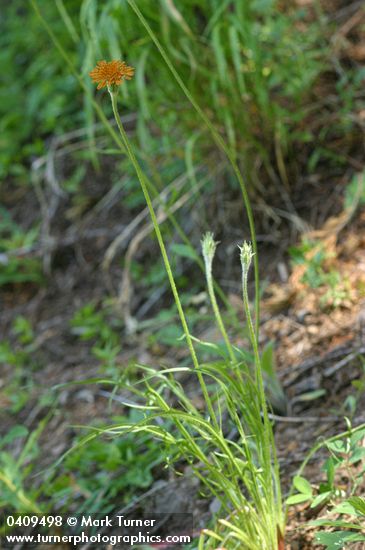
[
  {"xmin": 207, "ymin": 271, "xmax": 236, "ymax": 364},
  {"xmin": 109, "ymin": 89, "xmax": 217, "ymax": 428},
  {"xmin": 240, "ymin": 243, "xmax": 282, "ymax": 546},
  {"xmin": 30, "ymin": 0, "xmax": 241, "ymax": 331},
  {"xmin": 127, "ymin": 0, "xmax": 260, "ymax": 337},
  {"xmin": 202, "ymin": 233, "xmax": 236, "ymax": 364}
]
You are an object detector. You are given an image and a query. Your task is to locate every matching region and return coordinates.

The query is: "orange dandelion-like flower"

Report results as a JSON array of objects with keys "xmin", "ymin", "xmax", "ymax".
[{"xmin": 89, "ymin": 60, "xmax": 134, "ymax": 90}]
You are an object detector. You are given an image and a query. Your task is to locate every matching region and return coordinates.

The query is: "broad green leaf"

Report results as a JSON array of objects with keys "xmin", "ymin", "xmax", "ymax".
[
  {"xmin": 349, "ymin": 447, "xmax": 365, "ymax": 463},
  {"xmin": 170, "ymin": 243, "xmax": 199, "ymax": 261},
  {"xmin": 286, "ymin": 493, "xmax": 311, "ymax": 505},
  {"xmin": 315, "ymin": 530, "xmax": 365, "ymax": 549},
  {"xmin": 347, "ymin": 497, "xmax": 365, "ymax": 516},
  {"xmin": 293, "ymin": 475, "xmax": 312, "ymax": 495},
  {"xmin": 332, "ymin": 501, "xmax": 357, "ymax": 515},
  {"xmin": 327, "ymin": 439, "xmax": 347, "ymax": 454},
  {"xmin": 350, "ymin": 428, "xmax": 365, "ymax": 447},
  {"xmin": 261, "ymin": 341, "xmax": 275, "ymax": 378},
  {"xmin": 310, "ymin": 491, "xmax": 331, "ymax": 509}
]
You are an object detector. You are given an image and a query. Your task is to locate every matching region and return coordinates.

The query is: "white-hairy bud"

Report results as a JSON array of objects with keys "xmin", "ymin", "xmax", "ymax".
[
  {"xmin": 201, "ymin": 232, "xmax": 218, "ymax": 272},
  {"xmin": 239, "ymin": 241, "xmax": 254, "ymax": 280}
]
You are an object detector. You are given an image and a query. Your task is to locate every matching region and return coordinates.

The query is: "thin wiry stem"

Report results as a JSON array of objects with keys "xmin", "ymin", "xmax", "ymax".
[
  {"xmin": 30, "ymin": 0, "xmax": 242, "ymax": 334},
  {"xmin": 109, "ymin": 89, "xmax": 218, "ymax": 429},
  {"xmin": 127, "ymin": 0, "xmax": 260, "ymax": 337},
  {"xmin": 30, "ymin": 0, "xmax": 241, "ymax": 331},
  {"xmin": 202, "ymin": 233, "xmax": 236, "ymax": 364},
  {"xmin": 240, "ymin": 243, "xmax": 283, "ymax": 545}
]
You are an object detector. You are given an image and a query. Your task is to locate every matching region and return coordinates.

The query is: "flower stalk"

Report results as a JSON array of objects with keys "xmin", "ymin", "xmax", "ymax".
[
  {"xmin": 201, "ymin": 232, "xmax": 236, "ymax": 364},
  {"xmin": 107, "ymin": 86, "xmax": 217, "ymax": 428},
  {"xmin": 127, "ymin": 0, "xmax": 260, "ymax": 338},
  {"xmin": 240, "ymin": 241, "xmax": 283, "ymax": 543}
]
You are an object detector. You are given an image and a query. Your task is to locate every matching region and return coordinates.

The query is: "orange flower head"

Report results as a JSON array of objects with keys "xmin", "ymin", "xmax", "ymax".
[{"xmin": 89, "ymin": 60, "xmax": 134, "ymax": 90}]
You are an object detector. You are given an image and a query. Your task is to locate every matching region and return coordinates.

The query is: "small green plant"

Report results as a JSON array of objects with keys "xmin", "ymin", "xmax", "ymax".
[
  {"xmin": 28, "ymin": 3, "xmax": 360, "ymax": 547},
  {"xmin": 289, "ymin": 239, "xmax": 351, "ymax": 308},
  {"xmin": 0, "ymin": 423, "xmax": 46, "ymax": 516},
  {"xmin": 0, "ymin": 316, "xmax": 38, "ymax": 413},
  {"xmin": 289, "ymin": 239, "xmax": 331, "ymax": 289},
  {"xmin": 69, "ymin": 237, "xmax": 283, "ymax": 548},
  {"xmin": 0, "ymin": 1, "xmax": 83, "ymax": 178},
  {"xmin": 78, "ymin": 0, "xmax": 326, "ymax": 192},
  {"xmin": 70, "ymin": 302, "xmax": 122, "ymax": 375},
  {"xmin": 0, "ymin": 211, "xmax": 43, "ymax": 286},
  {"xmin": 70, "ymin": 302, "xmax": 119, "ymax": 343},
  {"xmin": 47, "ymin": 410, "xmax": 165, "ymax": 514},
  {"xmin": 13, "ymin": 316, "xmax": 34, "ymax": 345},
  {"xmin": 312, "ymin": 497, "xmax": 365, "ymax": 549},
  {"xmin": 287, "ymin": 423, "xmax": 365, "ymax": 549},
  {"xmin": 320, "ymin": 271, "xmax": 351, "ymax": 309}
]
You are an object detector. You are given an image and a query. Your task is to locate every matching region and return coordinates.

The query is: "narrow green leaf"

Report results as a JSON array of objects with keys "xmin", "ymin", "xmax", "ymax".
[{"xmin": 296, "ymin": 389, "xmax": 326, "ymax": 402}]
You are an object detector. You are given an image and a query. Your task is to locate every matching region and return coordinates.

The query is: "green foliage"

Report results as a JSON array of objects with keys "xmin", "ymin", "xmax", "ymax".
[
  {"xmin": 314, "ymin": 530, "xmax": 365, "ymax": 550},
  {"xmin": 0, "ymin": 315, "xmax": 37, "ymax": 413},
  {"xmin": 0, "ymin": 210, "xmax": 43, "ymax": 286},
  {"xmin": 5, "ymin": 0, "xmax": 354, "ymax": 187},
  {"xmin": 320, "ymin": 271, "xmax": 351, "ymax": 309},
  {"xmin": 48, "ymin": 410, "xmax": 164, "ymax": 513},
  {"xmin": 289, "ymin": 239, "xmax": 330, "ymax": 288},
  {"xmin": 77, "ymin": 0, "xmax": 326, "ymax": 188},
  {"xmin": 0, "ymin": 316, "xmax": 56, "ymax": 416},
  {"xmin": 287, "ymin": 425, "xmax": 365, "ymax": 548},
  {"xmin": 142, "ymin": 304, "xmax": 201, "ymax": 349},
  {"xmin": 70, "ymin": 302, "xmax": 122, "ymax": 374},
  {"xmin": 289, "ymin": 239, "xmax": 351, "ymax": 308},
  {"xmin": 70, "ymin": 302, "xmax": 119, "ymax": 344},
  {"xmin": 260, "ymin": 341, "xmax": 287, "ymax": 416},
  {"xmin": 0, "ymin": 341, "xmax": 23, "ymax": 368},
  {"xmin": 0, "ymin": 423, "xmax": 45, "ymax": 515},
  {"xmin": 0, "ymin": 412, "xmax": 163, "ymax": 519},
  {"xmin": 130, "ymin": 257, "xmax": 167, "ymax": 288},
  {"xmin": 83, "ymin": 359, "xmax": 283, "ymax": 549},
  {"xmin": 344, "ymin": 170, "xmax": 365, "ymax": 210},
  {"xmin": 13, "ymin": 316, "xmax": 34, "ymax": 345},
  {"xmin": 0, "ymin": 1, "xmax": 85, "ymax": 178}
]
